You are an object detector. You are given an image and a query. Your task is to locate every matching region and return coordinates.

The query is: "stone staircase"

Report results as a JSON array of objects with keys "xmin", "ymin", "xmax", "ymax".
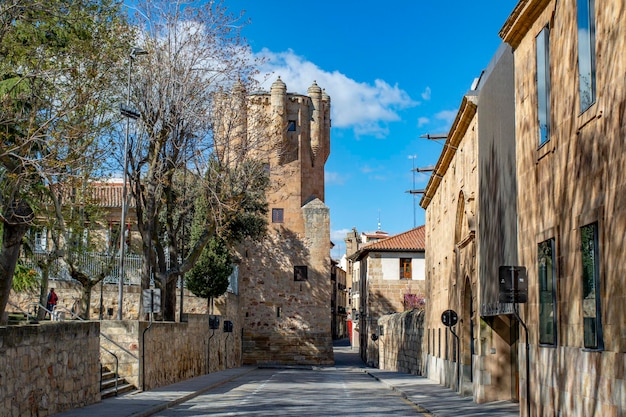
[{"xmin": 100, "ymin": 366, "xmax": 137, "ymax": 399}]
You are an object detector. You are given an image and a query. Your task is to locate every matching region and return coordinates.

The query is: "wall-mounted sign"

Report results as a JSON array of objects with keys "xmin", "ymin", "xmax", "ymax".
[
  {"xmin": 223, "ymin": 320, "xmax": 234, "ymax": 333},
  {"xmin": 209, "ymin": 315, "xmax": 220, "ymax": 330},
  {"xmin": 142, "ymin": 288, "xmax": 161, "ymax": 313},
  {"xmin": 498, "ymin": 266, "xmax": 528, "ymax": 303},
  {"xmin": 441, "ymin": 309, "xmax": 458, "ymax": 327}
]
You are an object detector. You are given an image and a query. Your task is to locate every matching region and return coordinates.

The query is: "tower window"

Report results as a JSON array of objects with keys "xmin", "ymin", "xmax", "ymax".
[
  {"xmin": 272, "ymin": 208, "xmax": 284, "ymax": 223},
  {"xmin": 287, "ymin": 120, "xmax": 296, "ymax": 131},
  {"xmin": 294, "ymin": 265, "xmax": 308, "ymax": 281}
]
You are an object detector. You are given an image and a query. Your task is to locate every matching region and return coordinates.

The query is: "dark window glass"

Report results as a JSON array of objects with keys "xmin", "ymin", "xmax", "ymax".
[
  {"xmin": 287, "ymin": 120, "xmax": 296, "ymax": 131},
  {"xmin": 536, "ymin": 26, "xmax": 551, "ymax": 145},
  {"xmin": 272, "ymin": 208, "xmax": 284, "ymax": 223},
  {"xmin": 577, "ymin": 0, "xmax": 597, "ymax": 111},
  {"xmin": 581, "ymin": 223, "xmax": 602, "ymax": 349},
  {"xmin": 294, "ymin": 265, "xmax": 308, "ymax": 281},
  {"xmin": 538, "ymin": 239, "xmax": 557, "ymax": 345}
]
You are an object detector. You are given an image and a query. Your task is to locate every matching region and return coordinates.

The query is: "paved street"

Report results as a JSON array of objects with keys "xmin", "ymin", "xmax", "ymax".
[
  {"xmin": 53, "ymin": 339, "xmax": 519, "ymax": 417},
  {"xmin": 153, "ymin": 365, "xmax": 427, "ymax": 416}
]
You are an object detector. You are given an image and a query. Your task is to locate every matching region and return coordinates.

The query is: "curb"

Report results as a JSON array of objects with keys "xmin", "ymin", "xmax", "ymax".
[{"xmin": 364, "ymin": 370, "xmax": 435, "ymax": 417}]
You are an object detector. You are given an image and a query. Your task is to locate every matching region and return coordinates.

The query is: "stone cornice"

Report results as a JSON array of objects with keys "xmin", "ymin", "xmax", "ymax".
[
  {"xmin": 419, "ymin": 94, "xmax": 478, "ymax": 209},
  {"xmin": 499, "ymin": 0, "xmax": 552, "ymax": 49}
]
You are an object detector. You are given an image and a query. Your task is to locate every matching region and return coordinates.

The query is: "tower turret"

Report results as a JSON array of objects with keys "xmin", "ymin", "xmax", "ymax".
[{"xmin": 307, "ymin": 81, "xmax": 322, "ymax": 162}]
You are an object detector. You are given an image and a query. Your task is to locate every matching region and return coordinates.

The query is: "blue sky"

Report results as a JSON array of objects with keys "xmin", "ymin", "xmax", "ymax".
[{"xmin": 227, "ymin": 1, "xmax": 517, "ymax": 257}]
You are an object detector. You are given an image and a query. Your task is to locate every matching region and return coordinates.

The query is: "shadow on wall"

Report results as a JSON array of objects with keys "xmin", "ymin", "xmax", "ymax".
[{"xmin": 236, "ymin": 227, "xmax": 334, "ymax": 366}]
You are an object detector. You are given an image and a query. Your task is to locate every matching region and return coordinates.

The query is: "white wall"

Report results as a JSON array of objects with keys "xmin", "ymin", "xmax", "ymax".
[{"xmin": 379, "ymin": 252, "xmax": 426, "ymax": 281}]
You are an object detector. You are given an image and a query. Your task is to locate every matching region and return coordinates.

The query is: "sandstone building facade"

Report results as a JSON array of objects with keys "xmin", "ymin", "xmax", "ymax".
[
  {"xmin": 419, "ymin": 43, "xmax": 519, "ymax": 404},
  {"xmin": 500, "ymin": 1, "xmax": 626, "ymax": 416}
]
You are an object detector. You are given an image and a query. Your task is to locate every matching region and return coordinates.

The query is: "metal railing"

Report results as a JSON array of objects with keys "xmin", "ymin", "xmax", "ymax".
[{"xmin": 24, "ymin": 252, "xmax": 143, "ymax": 285}]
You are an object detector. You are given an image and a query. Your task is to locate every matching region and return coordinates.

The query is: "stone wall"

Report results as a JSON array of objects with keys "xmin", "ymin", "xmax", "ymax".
[
  {"xmin": 377, "ymin": 309, "xmax": 424, "ymax": 375},
  {"xmin": 0, "ymin": 322, "xmax": 100, "ymax": 417},
  {"xmin": 8, "ymin": 281, "xmax": 208, "ymax": 321},
  {"xmin": 100, "ymin": 293, "xmax": 242, "ymax": 391}
]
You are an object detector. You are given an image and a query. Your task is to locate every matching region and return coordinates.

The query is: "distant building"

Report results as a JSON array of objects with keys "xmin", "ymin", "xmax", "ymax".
[
  {"xmin": 331, "ymin": 260, "xmax": 348, "ymax": 340},
  {"xmin": 217, "ymin": 78, "xmax": 333, "ymax": 366},
  {"xmin": 347, "ymin": 226, "xmax": 426, "ymax": 367}
]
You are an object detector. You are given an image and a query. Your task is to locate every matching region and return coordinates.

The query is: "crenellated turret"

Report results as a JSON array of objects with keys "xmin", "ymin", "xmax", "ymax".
[
  {"xmin": 270, "ymin": 77, "xmax": 287, "ymax": 138},
  {"xmin": 321, "ymin": 88, "xmax": 331, "ymax": 163},
  {"xmin": 307, "ymin": 81, "xmax": 322, "ymax": 162}
]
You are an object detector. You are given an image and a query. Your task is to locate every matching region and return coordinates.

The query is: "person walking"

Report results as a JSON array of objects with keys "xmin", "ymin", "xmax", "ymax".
[{"xmin": 46, "ymin": 288, "xmax": 58, "ymax": 319}]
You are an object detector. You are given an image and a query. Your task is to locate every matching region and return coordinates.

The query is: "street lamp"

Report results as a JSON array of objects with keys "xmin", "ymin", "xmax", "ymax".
[{"xmin": 118, "ymin": 46, "xmax": 148, "ymax": 320}]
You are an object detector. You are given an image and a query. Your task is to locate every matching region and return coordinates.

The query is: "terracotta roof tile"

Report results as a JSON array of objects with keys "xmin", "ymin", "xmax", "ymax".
[
  {"xmin": 349, "ymin": 226, "xmax": 426, "ymax": 262},
  {"xmin": 364, "ymin": 225, "xmax": 425, "ymax": 251}
]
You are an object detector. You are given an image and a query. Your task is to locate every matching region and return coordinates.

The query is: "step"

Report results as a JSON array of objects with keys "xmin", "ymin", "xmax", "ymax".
[
  {"xmin": 101, "ymin": 370, "xmax": 116, "ymax": 381},
  {"xmin": 100, "ymin": 365, "xmax": 137, "ymax": 399},
  {"xmin": 101, "ymin": 382, "xmax": 136, "ymax": 399}
]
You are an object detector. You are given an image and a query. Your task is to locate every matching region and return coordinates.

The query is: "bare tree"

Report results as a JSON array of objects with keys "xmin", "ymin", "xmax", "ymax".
[{"xmin": 125, "ymin": 0, "xmax": 271, "ymax": 320}]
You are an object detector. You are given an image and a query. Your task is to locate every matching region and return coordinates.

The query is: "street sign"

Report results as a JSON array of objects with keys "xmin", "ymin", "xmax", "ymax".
[
  {"xmin": 441, "ymin": 309, "xmax": 458, "ymax": 327},
  {"xmin": 498, "ymin": 266, "xmax": 528, "ymax": 303}
]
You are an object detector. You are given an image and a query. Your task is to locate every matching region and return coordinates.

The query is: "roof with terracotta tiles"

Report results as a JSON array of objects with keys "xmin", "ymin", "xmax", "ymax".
[{"xmin": 351, "ymin": 226, "xmax": 425, "ymax": 261}]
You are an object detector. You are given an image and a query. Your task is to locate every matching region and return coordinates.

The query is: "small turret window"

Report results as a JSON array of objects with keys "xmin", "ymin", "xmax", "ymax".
[
  {"xmin": 287, "ymin": 120, "xmax": 296, "ymax": 131},
  {"xmin": 272, "ymin": 208, "xmax": 284, "ymax": 223}
]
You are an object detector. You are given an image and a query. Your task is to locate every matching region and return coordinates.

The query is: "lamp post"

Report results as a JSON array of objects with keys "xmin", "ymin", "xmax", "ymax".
[{"xmin": 118, "ymin": 46, "xmax": 148, "ymax": 320}]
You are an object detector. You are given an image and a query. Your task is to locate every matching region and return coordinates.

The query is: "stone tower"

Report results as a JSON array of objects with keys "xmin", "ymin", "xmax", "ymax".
[{"xmin": 221, "ymin": 77, "xmax": 333, "ymax": 365}]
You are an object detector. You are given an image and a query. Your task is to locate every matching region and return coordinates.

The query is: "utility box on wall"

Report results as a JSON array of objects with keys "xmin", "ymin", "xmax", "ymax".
[
  {"xmin": 209, "ymin": 315, "xmax": 220, "ymax": 330},
  {"xmin": 223, "ymin": 320, "xmax": 233, "ymax": 333}
]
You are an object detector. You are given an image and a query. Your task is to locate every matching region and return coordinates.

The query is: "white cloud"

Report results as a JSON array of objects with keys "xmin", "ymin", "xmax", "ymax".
[
  {"xmin": 255, "ymin": 49, "xmax": 418, "ymax": 138},
  {"xmin": 417, "ymin": 117, "xmax": 430, "ymax": 128},
  {"xmin": 360, "ymin": 165, "xmax": 375, "ymax": 174},
  {"xmin": 421, "ymin": 87, "xmax": 431, "ymax": 101},
  {"xmin": 435, "ymin": 109, "xmax": 457, "ymax": 127},
  {"xmin": 331, "ymin": 228, "xmax": 351, "ymax": 243},
  {"xmin": 325, "ymin": 170, "xmax": 348, "ymax": 186}
]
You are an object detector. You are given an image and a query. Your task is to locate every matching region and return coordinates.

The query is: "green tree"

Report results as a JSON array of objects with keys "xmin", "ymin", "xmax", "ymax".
[
  {"xmin": 0, "ymin": 0, "xmax": 131, "ymax": 323},
  {"xmin": 186, "ymin": 237, "xmax": 233, "ymax": 306}
]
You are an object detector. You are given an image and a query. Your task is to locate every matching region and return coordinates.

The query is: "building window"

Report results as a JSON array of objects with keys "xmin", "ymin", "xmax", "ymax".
[
  {"xmin": 287, "ymin": 120, "xmax": 296, "ymax": 131},
  {"xmin": 34, "ymin": 228, "xmax": 48, "ymax": 253},
  {"xmin": 536, "ymin": 26, "xmax": 551, "ymax": 146},
  {"xmin": 294, "ymin": 265, "xmax": 308, "ymax": 281},
  {"xmin": 400, "ymin": 258, "xmax": 412, "ymax": 279},
  {"xmin": 581, "ymin": 222, "xmax": 603, "ymax": 349},
  {"xmin": 577, "ymin": 0, "xmax": 596, "ymax": 112},
  {"xmin": 227, "ymin": 265, "xmax": 239, "ymax": 295},
  {"xmin": 538, "ymin": 238, "xmax": 557, "ymax": 345},
  {"xmin": 272, "ymin": 208, "xmax": 284, "ymax": 223}
]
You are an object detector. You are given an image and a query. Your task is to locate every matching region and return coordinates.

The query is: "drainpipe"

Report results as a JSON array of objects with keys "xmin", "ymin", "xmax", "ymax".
[
  {"xmin": 141, "ymin": 315, "xmax": 154, "ymax": 391},
  {"xmin": 513, "ymin": 303, "xmax": 530, "ymax": 417},
  {"xmin": 207, "ymin": 329, "xmax": 215, "ymax": 373},
  {"xmin": 449, "ymin": 325, "xmax": 460, "ymax": 392}
]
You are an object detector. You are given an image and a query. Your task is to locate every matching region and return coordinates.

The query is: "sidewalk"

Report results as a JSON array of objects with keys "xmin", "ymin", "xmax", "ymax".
[
  {"xmin": 365, "ymin": 369, "xmax": 520, "ymax": 417},
  {"xmin": 51, "ymin": 367, "xmax": 257, "ymax": 417},
  {"xmin": 335, "ymin": 339, "xmax": 519, "ymax": 417},
  {"xmin": 53, "ymin": 341, "xmax": 519, "ymax": 417}
]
